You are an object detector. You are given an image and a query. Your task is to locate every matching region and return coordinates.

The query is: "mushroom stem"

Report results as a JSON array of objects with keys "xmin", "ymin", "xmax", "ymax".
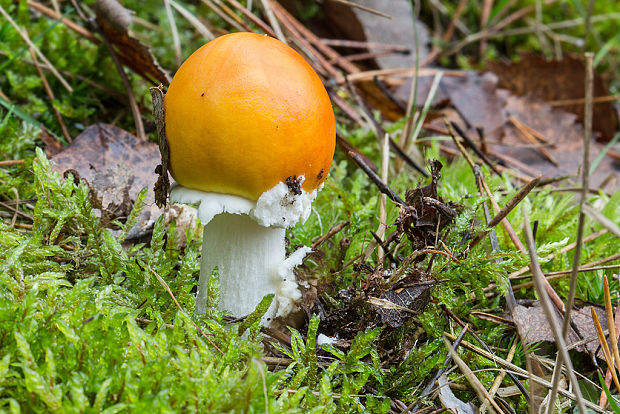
[{"xmin": 196, "ymin": 212, "xmax": 285, "ymax": 320}]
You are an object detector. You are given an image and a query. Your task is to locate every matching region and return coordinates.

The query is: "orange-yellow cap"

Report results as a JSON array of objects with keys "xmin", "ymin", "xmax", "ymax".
[{"xmin": 164, "ymin": 32, "xmax": 336, "ymax": 201}]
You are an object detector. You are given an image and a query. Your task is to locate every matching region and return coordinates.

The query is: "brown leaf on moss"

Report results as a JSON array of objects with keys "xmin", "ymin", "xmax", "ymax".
[
  {"xmin": 371, "ymin": 268, "xmax": 435, "ymax": 328},
  {"xmin": 397, "ymin": 160, "xmax": 461, "ymax": 254},
  {"xmin": 51, "ymin": 123, "xmax": 161, "ymax": 239}
]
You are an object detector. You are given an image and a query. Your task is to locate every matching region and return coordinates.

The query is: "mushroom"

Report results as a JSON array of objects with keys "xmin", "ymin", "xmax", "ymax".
[{"xmin": 163, "ymin": 33, "xmax": 335, "ymax": 324}]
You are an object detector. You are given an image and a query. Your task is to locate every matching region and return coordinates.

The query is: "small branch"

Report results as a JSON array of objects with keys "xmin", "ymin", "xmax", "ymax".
[
  {"xmin": 450, "ymin": 121, "xmax": 502, "ymax": 176},
  {"xmin": 28, "ymin": 48, "xmax": 72, "ymax": 143},
  {"xmin": 523, "ymin": 208, "xmax": 587, "ymax": 414},
  {"xmin": 545, "ymin": 52, "xmax": 594, "ymax": 413},
  {"xmin": 261, "ymin": 0, "xmax": 286, "ymax": 43},
  {"xmin": 348, "ymin": 152, "xmax": 406, "ymax": 206},
  {"xmin": 146, "ymin": 264, "xmax": 223, "ymax": 354},
  {"xmin": 329, "ymin": 0, "xmax": 392, "ymax": 19},
  {"xmin": 443, "ymin": 335, "xmax": 505, "ymax": 414},
  {"xmin": 311, "ymin": 221, "xmax": 350, "ymax": 249},
  {"xmin": 94, "ymin": 20, "xmax": 146, "ymax": 140},
  {"xmin": 0, "ymin": 4, "xmax": 73, "ymax": 92}
]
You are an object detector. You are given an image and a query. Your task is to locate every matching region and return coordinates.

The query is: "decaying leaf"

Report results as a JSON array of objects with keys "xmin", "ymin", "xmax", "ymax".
[
  {"xmin": 493, "ymin": 94, "xmax": 619, "ymax": 190},
  {"xmin": 371, "ymin": 267, "xmax": 435, "ymax": 328},
  {"xmin": 437, "ymin": 374, "xmax": 475, "ymax": 414},
  {"xmin": 94, "ymin": 0, "xmax": 171, "ymax": 85},
  {"xmin": 511, "ymin": 302, "xmax": 607, "ymax": 356},
  {"xmin": 397, "ymin": 160, "xmax": 461, "ymax": 253},
  {"xmin": 486, "ymin": 52, "xmax": 617, "ymax": 142},
  {"xmin": 50, "ymin": 123, "xmax": 161, "ymax": 239}
]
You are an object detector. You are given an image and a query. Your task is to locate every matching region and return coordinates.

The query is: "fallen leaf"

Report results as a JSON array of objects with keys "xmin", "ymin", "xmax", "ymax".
[
  {"xmin": 485, "ymin": 52, "xmax": 616, "ymax": 142},
  {"xmin": 50, "ymin": 123, "xmax": 162, "ymax": 239},
  {"xmin": 437, "ymin": 374, "xmax": 475, "ymax": 414},
  {"xmin": 94, "ymin": 0, "xmax": 171, "ymax": 85},
  {"xmin": 511, "ymin": 302, "xmax": 607, "ymax": 357},
  {"xmin": 493, "ymin": 94, "xmax": 619, "ymax": 190},
  {"xmin": 397, "ymin": 160, "xmax": 461, "ymax": 253},
  {"xmin": 372, "ymin": 267, "xmax": 435, "ymax": 328}
]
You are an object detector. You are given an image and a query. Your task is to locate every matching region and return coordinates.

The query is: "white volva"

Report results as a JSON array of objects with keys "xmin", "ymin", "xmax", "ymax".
[{"xmin": 170, "ymin": 178, "xmax": 318, "ymax": 324}]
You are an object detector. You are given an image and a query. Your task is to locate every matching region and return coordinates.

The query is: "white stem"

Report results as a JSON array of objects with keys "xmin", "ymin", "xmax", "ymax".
[{"xmin": 195, "ymin": 213, "xmax": 285, "ymax": 321}]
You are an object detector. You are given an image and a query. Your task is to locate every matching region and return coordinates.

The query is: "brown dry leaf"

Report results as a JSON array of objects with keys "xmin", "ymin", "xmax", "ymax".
[
  {"xmin": 443, "ymin": 72, "xmax": 509, "ymax": 141},
  {"xmin": 493, "ymin": 95, "xmax": 619, "ymax": 190},
  {"xmin": 40, "ymin": 125, "xmax": 64, "ymax": 157},
  {"xmin": 512, "ymin": 302, "xmax": 607, "ymax": 357},
  {"xmin": 372, "ymin": 268, "xmax": 434, "ymax": 328},
  {"xmin": 50, "ymin": 123, "xmax": 162, "ymax": 239},
  {"xmin": 94, "ymin": 0, "xmax": 171, "ymax": 85},
  {"xmin": 398, "ymin": 160, "xmax": 461, "ymax": 253},
  {"xmin": 322, "ymin": 0, "xmax": 429, "ymax": 70},
  {"xmin": 485, "ymin": 52, "xmax": 617, "ymax": 142}
]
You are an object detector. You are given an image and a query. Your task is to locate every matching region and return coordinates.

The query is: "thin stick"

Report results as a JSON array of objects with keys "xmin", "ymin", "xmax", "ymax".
[
  {"xmin": 95, "ymin": 20, "xmax": 146, "ymax": 140},
  {"xmin": 319, "ymin": 38, "xmax": 409, "ymax": 52},
  {"xmin": 450, "ymin": 122, "xmax": 502, "ymax": 176},
  {"xmin": 261, "ymin": 0, "xmax": 286, "ymax": 43},
  {"xmin": 27, "ymin": 1, "xmax": 99, "ymax": 43},
  {"xmin": 511, "ymin": 265, "xmax": 620, "ymax": 290},
  {"xmin": 444, "ymin": 307, "xmax": 530, "ymax": 400},
  {"xmin": 377, "ymin": 133, "xmax": 390, "ymax": 264},
  {"xmin": 169, "ymin": 0, "xmax": 215, "ymax": 40},
  {"xmin": 545, "ymin": 52, "xmax": 594, "ymax": 413},
  {"xmin": 311, "ymin": 221, "xmax": 350, "ymax": 249},
  {"xmin": 146, "ymin": 264, "xmax": 223, "ymax": 354},
  {"xmin": 348, "ymin": 152, "xmax": 406, "ymax": 206},
  {"xmin": 604, "ymin": 275, "xmax": 620, "ymax": 382},
  {"xmin": 601, "ymin": 301, "xmax": 620, "ymax": 407},
  {"xmin": 163, "ymin": 0, "xmax": 182, "ymax": 68},
  {"xmin": 337, "ymin": 68, "xmax": 464, "ymax": 84},
  {"xmin": 523, "ymin": 209, "xmax": 587, "ymax": 414},
  {"xmin": 205, "ymin": 0, "xmax": 249, "ymax": 32},
  {"xmin": 443, "ymin": 336, "xmax": 505, "ymax": 414},
  {"xmin": 0, "ymin": 160, "xmax": 24, "ymax": 167},
  {"xmin": 548, "ymin": 95, "xmax": 619, "ymax": 106},
  {"xmin": 28, "ymin": 48, "xmax": 72, "ymax": 143},
  {"xmin": 485, "ymin": 175, "xmax": 541, "ymax": 230},
  {"xmin": 508, "ymin": 229, "xmax": 608, "ymax": 279},
  {"xmin": 0, "ymin": 5, "xmax": 73, "ymax": 92},
  {"xmin": 224, "ymin": 0, "xmax": 275, "ymax": 36},
  {"xmin": 583, "ymin": 204, "xmax": 620, "ymax": 238},
  {"xmin": 329, "ymin": 0, "xmax": 392, "ymax": 19},
  {"xmin": 406, "ymin": 325, "xmax": 470, "ymax": 413},
  {"xmin": 444, "ymin": 332, "xmax": 607, "ymax": 413},
  {"xmin": 508, "ymin": 115, "xmax": 558, "ymax": 166},
  {"xmin": 592, "ymin": 307, "xmax": 620, "ymax": 392}
]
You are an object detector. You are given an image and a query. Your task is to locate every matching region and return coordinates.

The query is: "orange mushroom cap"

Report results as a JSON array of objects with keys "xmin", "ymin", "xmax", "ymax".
[{"xmin": 164, "ymin": 32, "xmax": 336, "ymax": 201}]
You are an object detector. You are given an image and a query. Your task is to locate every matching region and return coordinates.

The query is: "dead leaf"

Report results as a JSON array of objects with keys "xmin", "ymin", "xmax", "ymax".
[
  {"xmin": 493, "ymin": 94, "xmax": 619, "ymax": 191},
  {"xmin": 40, "ymin": 124, "xmax": 63, "ymax": 157},
  {"xmin": 485, "ymin": 52, "xmax": 617, "ymax": 142},
  {"xmin": 372, "ymin": 267, "xmax": 435, "ymax": 328},
  {"xmin": 50, "ymin": 123, "xmax": 162, "ymax": 239},
  {"xmin": 323, "ymin": 0, "xmax": 429, "ymax": 70},
  {"xmin": 397, "ymin": 160, "xmax": 461, "ymax": 253},
  {"xmin": 437, "ymin": 374, "xmax": 475, "ymax": 414},
  {"xmin": 511, "ymin": 302, "xmax": 607, "ymax": 357},
  {"xmin": 94, "ymin": 0, "xmax": 171, "ymax": 85}
]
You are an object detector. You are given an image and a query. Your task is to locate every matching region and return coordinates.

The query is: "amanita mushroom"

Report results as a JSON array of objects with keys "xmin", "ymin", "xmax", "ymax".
[{"xmin": 164, "ymin": 32, "xmax": 335, "ymax": 324}]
